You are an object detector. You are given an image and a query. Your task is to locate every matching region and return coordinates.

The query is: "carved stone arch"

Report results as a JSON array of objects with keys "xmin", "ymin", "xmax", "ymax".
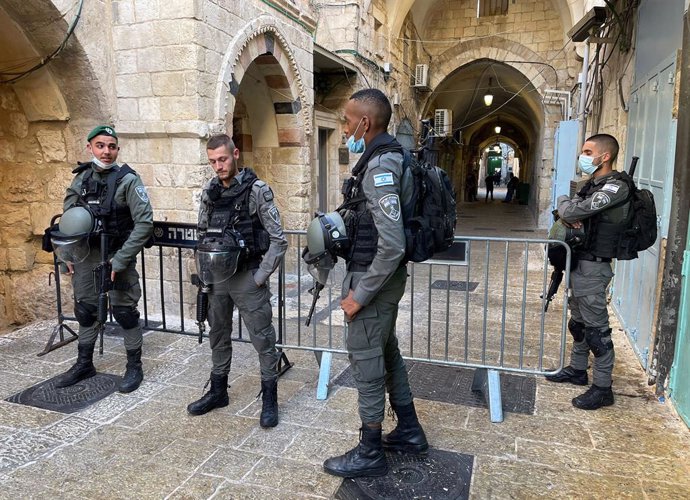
[
  {"xmin": 214, "ymin": 15, "xmax": 312, "ymax": 138},
  {"xmin": 430, "ymin": 37, "xmax": 558, "ymax": 95}
]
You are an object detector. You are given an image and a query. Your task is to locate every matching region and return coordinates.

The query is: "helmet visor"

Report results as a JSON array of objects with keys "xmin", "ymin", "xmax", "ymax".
[
  {"xmin": 305, "ymin": 252, "xmax": 344, "ymax": 287},
  {"xmin": 51, "ymin": 235, "xmax": 90, "ymax": 264},
  {"xmin": 195, "ymin": 249, "xmax": 240, "ymax": 285}
]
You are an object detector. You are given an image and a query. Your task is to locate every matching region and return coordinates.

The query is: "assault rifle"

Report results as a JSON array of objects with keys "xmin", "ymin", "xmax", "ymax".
[
  {"xmin": 93, "ymin": 231, "xmax": 112, "ymax": 355},
  {"xmin": 305, "ymin": 281, "xmax": 325, "ymax": 327},
  {"xmin": 191, "ymin": 273, "xmax": 210, "ymax": 344},
  {"xmin": 543, "ymin": 260, "xmax": 564, "ymax": 312}
]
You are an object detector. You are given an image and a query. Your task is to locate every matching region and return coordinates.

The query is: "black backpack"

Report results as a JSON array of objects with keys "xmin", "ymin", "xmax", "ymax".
[
  {"xmin": 400, "ymin": 150, "xmax": 457, "ymax": 262},
  {"xmin": 615, "ymin": 171, "xmax": 658, "ymax": 260}
]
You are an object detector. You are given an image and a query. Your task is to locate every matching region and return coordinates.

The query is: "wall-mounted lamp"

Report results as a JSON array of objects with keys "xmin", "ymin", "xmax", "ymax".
[{"xmin": 484, "ymin": 77, "xmax": 494, "ymax": 107}]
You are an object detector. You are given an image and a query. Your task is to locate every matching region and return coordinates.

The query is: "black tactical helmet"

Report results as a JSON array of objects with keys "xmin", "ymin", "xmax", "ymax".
[{"xmin": 195, "ymin": 230, "xmax": 247, "ymax": 285}]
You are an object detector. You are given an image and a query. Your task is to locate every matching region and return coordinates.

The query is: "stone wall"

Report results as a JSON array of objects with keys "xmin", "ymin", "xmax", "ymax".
[{"xmin": 0, "ymin": 86, "xmax": 74, "ymax": 328}]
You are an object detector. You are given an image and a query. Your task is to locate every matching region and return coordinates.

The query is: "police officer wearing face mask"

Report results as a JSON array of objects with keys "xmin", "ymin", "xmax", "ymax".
[
  {"xmin": 546, "ymin": 134, "xmax": 631, "ymax": 410},
  {"xmin": 322, "ymin": 89, "xmax": 427, "ymax": 479},
  {"xmin": 187, "ymin": 134, "xmax": 287, "ymax": 428},
  {"xmin": 54, "ymin": 126, "xmax": 154, "ymax": 393}
]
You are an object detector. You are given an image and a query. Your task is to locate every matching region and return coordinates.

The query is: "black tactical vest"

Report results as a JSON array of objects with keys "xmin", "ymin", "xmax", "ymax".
[
  {"xmin": 578, "ymin": 174, "xmax": 632, "ymax": 259},
  {"xmin": 339, "ymin": 177, "xmax": 378, "ymax": 267},
  {"xmin": 76, "ymin": 163, "xmax": 136, "ymax": 251},
  {"xmin": 337, "ymin": 134, "xmax": 403, "ymax": 268},
  {"xmin": 204, "ymin": 169, "xmax": 269, "ymax": 267}
]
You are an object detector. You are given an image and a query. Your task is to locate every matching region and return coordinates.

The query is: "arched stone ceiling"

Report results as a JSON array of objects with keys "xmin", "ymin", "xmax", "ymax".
[
  {"xmin": 424, "ymin": 59, "xmax": 543, "ymax": 150},
  {"xmin": 386, "ymin": 0, "xmax": 580, "ymax": 39}
]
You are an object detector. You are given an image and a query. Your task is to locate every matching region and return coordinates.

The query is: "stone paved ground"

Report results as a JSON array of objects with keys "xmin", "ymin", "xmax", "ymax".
[{"xmin": 1, "ymin": 198, "xmax": 689, "ymax": 499}]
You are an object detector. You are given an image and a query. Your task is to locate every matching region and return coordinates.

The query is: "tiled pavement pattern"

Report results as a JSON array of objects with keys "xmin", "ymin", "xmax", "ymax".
[{"xmin": 0, "ymin": 200, "xmax": 689, "ymax": 499}]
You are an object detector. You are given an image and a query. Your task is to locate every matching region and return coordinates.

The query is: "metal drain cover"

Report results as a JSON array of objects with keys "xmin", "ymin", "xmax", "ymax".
[
  {"xmin": 6, "ymin": 373, "xmax": 121, "ymax": 414},
  {"xmin": 333, "ymin": 361, "xmax": 536, "ymax": 415},
  {"xmin": 335, "ymin": 449, "xmax": 473, "ymax": 500}
]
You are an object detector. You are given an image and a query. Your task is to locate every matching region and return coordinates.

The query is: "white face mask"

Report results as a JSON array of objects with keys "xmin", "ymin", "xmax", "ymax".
[{"xmin": 92, "ymin": 157, "xmax": 117, "ymax": 170}]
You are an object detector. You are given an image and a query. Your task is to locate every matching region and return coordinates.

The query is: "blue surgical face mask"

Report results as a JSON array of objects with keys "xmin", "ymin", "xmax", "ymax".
[
  {"xmin": 346, "ymin": 118, "xmax": 366, "ymax": 154},
  {"xmin": 577, "ymin": 153, "xmax": 604, "ymax": 175}
]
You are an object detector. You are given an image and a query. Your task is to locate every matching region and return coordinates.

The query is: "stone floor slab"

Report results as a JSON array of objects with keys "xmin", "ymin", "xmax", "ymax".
[{"xmin": 243, "ymin": 456, "xmax": 342, "ymax": 498}]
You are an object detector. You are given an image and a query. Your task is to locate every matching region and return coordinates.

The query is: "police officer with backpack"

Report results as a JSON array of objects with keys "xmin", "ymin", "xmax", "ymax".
[
  {"xmin": 320, "ymin": 89, "xmax": 428, "ymax": 478},
  {"xmin": 52, "ymin": 126, "xmax": 153, "ymax": 393},
  {"xmin": 187, "ymin": 134, "xmax": 287, "ymax": 428},
  {"xmin": 546, "ymin": 134, "xmax": 631, "ymax": 410}
]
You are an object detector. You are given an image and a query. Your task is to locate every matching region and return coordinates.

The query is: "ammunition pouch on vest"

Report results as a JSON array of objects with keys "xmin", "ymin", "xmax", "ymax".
[{"xmin": 75, "ymin": 163, "xmax": 137, "ymax": 252}]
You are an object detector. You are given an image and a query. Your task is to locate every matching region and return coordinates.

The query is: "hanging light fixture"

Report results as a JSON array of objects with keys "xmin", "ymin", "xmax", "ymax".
[
  {"xmin": 484, "ymin": 77, "xmax": 494, "ymax": 107},
  {"xmin": 494, "ymin": 124, "xmax": 501, "ymax": 134}
]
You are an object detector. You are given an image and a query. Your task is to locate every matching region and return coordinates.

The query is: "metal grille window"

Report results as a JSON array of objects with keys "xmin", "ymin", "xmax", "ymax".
[{"xmin": 477, "ymin": 0, "xmax": 509, "ymax": 17}]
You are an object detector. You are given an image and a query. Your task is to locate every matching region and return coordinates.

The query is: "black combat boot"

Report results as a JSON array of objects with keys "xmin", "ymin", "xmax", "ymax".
[
  {"xmin": 545, "ymin": 366, "xmax": 588, "ymax": 386},
  {"xmin": 382, "ymin": 402, "xmax": 429, "ymax": 454},
  {"xmin": 572, "ymin": 384, "xmax": 614, "ymax": 410},
  {"xmin": 187, "ymin": 373, "xmax": 229, "ymax": 416},
  {"xmin": 54, "ymin": 343, "xmax": 97, "ymax": 388},
  {"xmin": 259, "ymin": 378, "xmax": 279, "ymax": 428},
  {"xmin": 323, "ymin": 425, "xmax": 389, "ymax": 478},
  {"xmin": 119, "ymin": 348, "xmax": 144, "ymax": 393}
]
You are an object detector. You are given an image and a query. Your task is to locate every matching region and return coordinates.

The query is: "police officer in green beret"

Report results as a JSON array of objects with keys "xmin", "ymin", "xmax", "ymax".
[
  {"xmin": 54, "ymin": 126, "xmax": 154, "ymax": 393},
  {"xmin": 187, "ymin": 134, "xmax": 287, "ymax": 428}
]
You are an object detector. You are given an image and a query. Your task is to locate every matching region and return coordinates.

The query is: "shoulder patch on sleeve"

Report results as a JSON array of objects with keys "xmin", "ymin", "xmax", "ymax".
[
  {"xmin": 263, "ymin": 188, "xmax": 274, "ymax": 202},
  {"xmin": 590, "ymin": 191, "xmax": 611, "ymax": 209},
  {"xmin": 373, "ymin": 172, "xmax": 394, "ymax": 187},
  {"xmin": 135, "ymin": 185, "xmax": 149, "ymax": 203},
  {"xmin": 378, "ymin": 193, "xmax": 401, "ymax": 221},
  {"xmin": 601, "ymin": 183, "xmax": 620, "ymax": 194},
  {"xmin": 268, "ymin": 205, "xmax": 280, "ymax": 224}
]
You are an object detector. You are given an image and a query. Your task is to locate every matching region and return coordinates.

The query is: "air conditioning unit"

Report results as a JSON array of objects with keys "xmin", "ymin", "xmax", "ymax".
[
  {"xmin": 434, "ymin": 109, "xmax": 452, "ymax": 137},
  {"xmin": 413, "ymin": 64, "xmax": 429, "ymax": 88}
]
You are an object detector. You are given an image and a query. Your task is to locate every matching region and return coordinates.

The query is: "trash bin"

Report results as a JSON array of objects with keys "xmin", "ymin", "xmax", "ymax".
[{"xmin": 517, "ymin": 183, "xmax": 530, "ymax": 205}]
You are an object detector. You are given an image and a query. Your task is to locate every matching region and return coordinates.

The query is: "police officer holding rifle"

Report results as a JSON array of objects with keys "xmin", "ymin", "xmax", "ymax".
[{"xmin": 50, "ymin": 126, "xmax": 153, "ymax": 393}]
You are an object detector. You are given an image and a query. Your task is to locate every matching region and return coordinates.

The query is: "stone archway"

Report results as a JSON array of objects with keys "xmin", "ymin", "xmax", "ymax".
[
  {"xmin": 0, "ymin": 1, "xmax": 110, "ymax": 328},
  {"xmin": 420, "ymin": 52, "xmax": 554, "ymax": 222},
  {"xmin": 214, "ymin": 18, "xmax": 313, "ymax": 229}
]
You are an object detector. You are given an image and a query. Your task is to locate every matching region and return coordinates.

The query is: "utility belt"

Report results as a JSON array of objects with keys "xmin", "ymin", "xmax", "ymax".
[{"xmin": 576, "ymin": 253, "xmax": 611, "ymax": 263}]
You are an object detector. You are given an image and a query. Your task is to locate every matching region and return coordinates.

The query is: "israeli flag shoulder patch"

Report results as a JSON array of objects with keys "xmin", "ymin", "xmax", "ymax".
[
  {"xmin": 601, "ymin": 183, "xmax": 620, "ymax": 194},
  {"xmin": 373, "ymin": 172, "xmax": 394, "ymax": 187}
]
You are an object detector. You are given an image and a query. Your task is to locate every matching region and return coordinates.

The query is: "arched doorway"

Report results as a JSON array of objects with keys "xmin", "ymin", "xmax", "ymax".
[{"xmin": 215, "ymin": 22, "xmax": 312, "ymax": 230}]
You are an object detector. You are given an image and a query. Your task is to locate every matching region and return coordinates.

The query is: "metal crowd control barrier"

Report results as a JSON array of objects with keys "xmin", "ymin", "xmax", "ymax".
[
  {"xmin": 45, "ymin": 222, "xmax": 570, "ymax": 422},
  {"xmin": 279, "ymin": 231, "xmax": 570, "ymax": 422}
]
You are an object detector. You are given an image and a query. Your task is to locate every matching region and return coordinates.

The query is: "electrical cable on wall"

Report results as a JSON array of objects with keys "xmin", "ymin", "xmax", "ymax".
[{"xmin": 0, "ymin": 0, "xmax": 84, "ymax": 84}]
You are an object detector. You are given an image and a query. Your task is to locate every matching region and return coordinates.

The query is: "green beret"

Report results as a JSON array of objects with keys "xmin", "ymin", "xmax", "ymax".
[{"xmin": 87, "ymin": 125, "xmax": 118, "ymax": 142}]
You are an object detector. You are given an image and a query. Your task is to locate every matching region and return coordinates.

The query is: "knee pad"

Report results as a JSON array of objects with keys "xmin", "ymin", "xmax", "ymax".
[
  {"xmin": 112, "ymin": 306, "xmax": 140, "ymax": 330},
  {"xmin": 568, "ymin": 319, "xmax": 586, "ymax": 342},
  {"xmin": 585, "ymin": 328, "xmax": 614, "ymax": 357},
  {"xmin": 74, "ymin": 300, "xmax": 97, "ymax": 327}
]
